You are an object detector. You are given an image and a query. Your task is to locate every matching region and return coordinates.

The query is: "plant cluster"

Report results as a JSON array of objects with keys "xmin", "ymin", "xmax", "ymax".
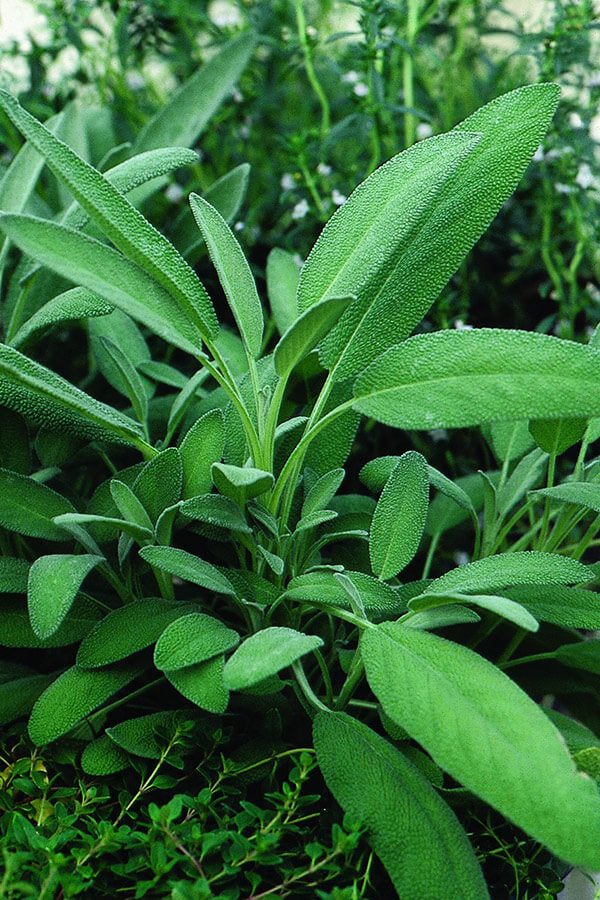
[{"xmin": 1, "ymin": 5, "xmax": 600, "ymax": 898}]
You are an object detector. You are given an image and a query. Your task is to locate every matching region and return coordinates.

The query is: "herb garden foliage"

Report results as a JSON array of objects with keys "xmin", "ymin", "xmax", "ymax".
[{"xmin": 1, "ymin": 50, "xmax": 600, "ymax": 895}]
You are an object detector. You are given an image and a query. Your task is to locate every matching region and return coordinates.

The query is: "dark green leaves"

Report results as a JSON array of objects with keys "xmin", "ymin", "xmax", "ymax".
[
  {"xmin": 0, "ymin": 468, "xmax": 75, "ymax": 541},
  {"xmin": 314, "ymin": 712, "xmax": 489, "ymax": 900},
  {"xmin": 361, "ymin": 622, "xmax": 600, "ymax": 868},
  {"xmin": 153, "ymin": 613, "xmax": 239, "ymax": 671},
  {"xmin": 28, "ymin": 554, "xmax": 103, "ymax": 639},
  {"xmin": 354, "ymin": 330, "xmax": 600, "ymax": 430},
  {"xmin": 369, "ymin": 451, "xmax": 429, "ymax": 579},
  {"xmin": 224, "ymin": 628, "xmax": 323, "ymax": 690}
]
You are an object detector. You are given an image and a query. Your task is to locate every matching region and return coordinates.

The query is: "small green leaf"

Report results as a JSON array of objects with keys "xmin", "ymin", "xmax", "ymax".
[
  {"xmin": 53, "ymin": 513, "xmax": 153, "ymax": 545},
  {"xmin": 133, "ymin": 448, "xmax": 183, "ymax": 523},
  {"xmin": 190, "ymin": 193, "xmax": 263, "ymax": 356},
  {"xmin": 555, "ymin": 639, "xmax": 600, "ymax": 675},
  {"xmin": 529, "ymin": 417, "xmax": 588, "ymax": 455},
  {"xmin": 408, "ymin": 591, "xmax": 539, "ymax": 632},
  {"xmin": 110, "ymin": 480, "xmax": 154, "ymax": 531},
  {"xmin": 98, "ymin": 337, "xmax": 148, "ymax": 426},
  {"xmin": 165, "ymin": 656, "xmax": 228, "ymax": 713},
  {"xmin": 77, "ymin": 599, "xmax": 192, "ymax": 668},
  {"xmin": 530, "ymin": 482, "xmax": 600, "ymax": 515},
  {"xmin": 370, "ymin": 451, "xmax": 429, "ymax": 580},
  {"xmin": 314, "ymin": 712, "xmax": 489, "ymax": 900},
  {"xmin": 154, "ymin": 613, "xmax": 239, "ymax": 671},
  {"xmin": 28, "ymin": 664, "xmax": 144, "ymax": 745},
  {"xmin": 0, "ymin": 596, "xmax": 100, "ymax": 649},
  {"xmin": 273, "ymin": 295, "xmax": 353, "ymax": 378},
  {"xmin": 266, "ymin": 248, "xmax": 300, "ymax": 336},
  {"xmin": 361, "ymin": 622, "xmax": 600, "ymax": 868},
  {"xmin": 302, "ymin": 468, "xmax": 345, "ymax": 517},
  {"xmin": 139, "ymin": 546, "xmax": 235, "ymax": 596},
  {"xmin": 11, "ymin": 287, "xmax": 114, "ymax": 349},
  {"xmin": 0, "ymin": 673, "xmax": 57, "ymax": 727},
  {"xmin": 504, "ymin": 585, "xmax": 600, "ymax": 630},
  {"xmin": 107, "ymin": 710, "xmax": 187, "ymax": 759},
  {"xmin": 354, "ymin": 330, "xmax": 600, "ymax": 430},
  {"xmin": 211, "ymin": 462, "xmax": 274, "ymax": 506},
  {"xmin": 180, "ymin": 493, "xmax": 251, "ymax": 533},
  {"xmin": 81, "ymin": 734, "xmax": 130, "ymax": 775},
  {"xmin": 28, "ymin": 554, "xmax": 103, "ymax": 639},
  {"xmin": 0, "ymin": 558, "xmax": 29, "ymax": 593},
  {"xmin": 0, "ymin": 468, "xmax": 75, "ymax": 541},
  {"xmin": 224, "ymin": 627, "xmax": 323, "ymax": 690},
  {"xmin": 285, "ymin": 570, "xmax": 402, "ymax": 622},
  {"xmin": 180, "ymin": 409, "xmax": 225, "ymax": 500},
  {"xmin": 428, "ymin": 551, "xmax": 592, "ymax": 595},
  {"xmin": 486, "ymin": 420, "xmax": 537, "ymax": 463}
]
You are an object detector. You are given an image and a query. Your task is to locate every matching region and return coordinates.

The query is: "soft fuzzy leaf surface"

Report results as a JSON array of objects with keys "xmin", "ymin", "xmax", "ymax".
[
  {"xmin": 224, "ymin": 627, "xmax": 323, "ymax": 690},
  {"xmin": 0, "ymin": 468, "xmax": 75, "ymax": 541},
  {"xmin": 266, "ymin": 248, "xmax": 300, "ymax": 336},
  {"xmin": 139, "ymin": 546, "xmax": 235, "ymax": 596},
  {"xmin": 531, "ymin": 482, "xmax": 600, "ymax": 515},
  {"xmin": 165, "ymin": 656, "xmax": 228, "ymax": 713},
  {"xmin": 81, "ymin": 734, "xmax": 129, "ymax": 775},
  {"xmin": 273, "ymin": 295, "xmax": 353, "ymax": 378},
  {"xmin": 370, "ymin": 451, "xmax": 429, "ymax": 580},
  {"xmin": 133, "ymin": 448, "xmax": 183, "ymax": 522},
  {"xmin": 28, "ymin": 553, "xmax": 103, "ymax": 639},
  {"xmin": 107, "ymin": 710, "xmax": 186, "ymax": 758},
  {"xmin": 11, "ymin": 287, "xmax": 114, "ymax": 349},
  {"xmin": 0, "ymin": 558, "xmax": 29, "ymax": 593},
  {"xmin": 361, "ymin": 622, "xmax": 600, "ymax": 867},
  {"xmin": 408, "ymin": 592, "xmax": 538, "ymax": 631},
  {"xmin": 153, "ymin": 613, "xmax": 239, "ymax": 671},
  {"xmin": 180, "ymin": 409, "xmax": 225, "ymax": 500},
  {"xmin": 354, "ymin": 330, "xmax": 600, "ymax": 429},
  {"xmin": 428, "ymin": 552, "xmax": 591, "ymax": 595},
  {"xmin": 529, "ymin": 417, "xmax": 588, "ymax": 455},
  {"xmin": 211, "ymin": 463, "xmax": 274, "ymax": 505},
  {"xmin": 314, "ymin": 712, "xmax": 489, "ymax": 900},
  {"xmin": 504, "ymin": 585, "xmax": 600, "ymax": 630}
]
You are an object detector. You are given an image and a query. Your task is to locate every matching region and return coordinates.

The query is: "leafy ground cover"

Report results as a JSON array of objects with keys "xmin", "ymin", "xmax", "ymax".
[{"xmin": 0, "ymin": 2, "xmax": 599, "ymax": 897}]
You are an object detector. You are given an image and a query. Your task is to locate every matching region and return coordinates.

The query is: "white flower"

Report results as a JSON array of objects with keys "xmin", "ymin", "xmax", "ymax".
[
  {"xmin": 416, "ymin": 122, "xmax": 433, "ymax": 139},
  {"xmin": 317, "ymin": 162, "xmax": 332, "ymax": 176},
  {"xmin": 292, "ymin": 199, "xmax": 309, "ymax": 219},
  {"xmin": 234, "ymin": 221, "xmax": 244, "ymax": 231},
  {"xmin": 306, "ymin": 25, "xmax": 317, "ymax": 38},
  {"xmin": 280, "ymin": 173, "xmax": 295, "ymax": 190},
  {"xmin": 555, "ymin": 182, "xmax": 576, "ymax": 195},
  {"xmin": 532, "ymin": 145, "xmax": 544, "ymax": 162},
  {"xmin": 331, "ymin": 189, "xmax": 347, "ymax": 206},
  {"xmin": 576, "ymin": 162, "xmax": 594, "ymax": 190},
  {"xmin": 454, "ymin": 319, "xmax": 473, "ymax": 330},
  {"xmin": 454, "ymin": 551, "xmax": 470, "ymax": 566},
  {"xmin": 208, "ymin": 1, "xmax": 242, "ymax": 28},
  {"xmin": 232, "ymin": 89, "xmax": 243, "ymax": 103},
  {"xmin": 126, "ymin": 71, "xmax": 145, "ymax": 91},
  {"xmin": 429, "ymin": 429, "xmax": 448, "ymax": 442},
  {"xmin": 293, "ymin": 253, "xmax": 304, "ymax": 267},
  {"xmin": 353, "ymin": 82, "xmax": 369, "ymax": 98},
  {"xmin": 588, "ymin": 72, "xmax": 600, "ymax": 88},
  {"xmin": 165, "ymin": 183, "xmax": 183, "ymax": 203},
  {"xmin": 569, "ymin": 111, "xmax": 585, "ymax": 129},
  {"xmin": 343, "ymin": 70, "xmax": 360, "ymax": 84}
]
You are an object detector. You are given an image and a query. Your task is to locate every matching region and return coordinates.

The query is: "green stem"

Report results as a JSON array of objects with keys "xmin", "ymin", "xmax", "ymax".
[
  {"xmin": 292, "ymin": 660, "xmax": 330, "ymax": 712},
  {"xmin": 335, "ymin": 655, "xmax": 365, "ymax": 711},
  {"xmin": 537, "ymin": 451, "xmax": 557, "ymax": 550},
  {"xmin": 403, "ymin": 0, "xmax": 420, "ymax": 148},
  {"xmin": 499, "ymin": 651, "xmax": 554, "ymax": 671},
  {"xmin": 295, "ymin": 0, "xmax": 330, "ymax": 140}
]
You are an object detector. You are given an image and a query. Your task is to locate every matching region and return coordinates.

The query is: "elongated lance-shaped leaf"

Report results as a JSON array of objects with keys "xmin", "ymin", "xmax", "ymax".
[
  {"xmin": 11, "ymin": 287, "xmax": 113, "ymax": 349},
  {"xmin": 314, "ymin": 713, "xmax": 489, "ymax": 900},
  {"xmin": 354, "ymin": 329, "xmax": 600, "ymax": 429},
  {"xmin": 408, "ymin": 591, "xmax": 539, "ymax": 631},
  {"xmin": 0, "ymin": 343, "xmax": 145, "ymax": 448},
  {"xmin": 370, "ymin": 451, "xmax": 429, "ymax": 580},
  {"xmin": 531, "ymin": 482, "xmax": 600, "ymax": 514},
  {"xmin": 0, "ymin": 90, "xmax": 217, "ymax": 340},
  {"xmin": 297, "ymin": 131, "xmax": 479, "ymax": 380},
  {"xmin": 0, "ymin": 467, "xmax": 75, "ymax": 541},
  {"xmin": 189, "ymin": 193, "xmax": 263, "ymax": 357},
  {"xmin": 28, "ymin": 553, "xmax": 103, "ymax": 639},
  {"xmin": 428, "ymin": 551, "xmax": 592, "ymax": 595},
  {"xmin": 266, "ymin": 248, "xmax": 301, "ymax": 337},
  {"xmin": 0, "ymin": 214, "xmax": 202, "ymax": 355},
  {"xmin": 362, "ymin": 623, "xmax": 600, "ymax": 868},
  {"xmin": 134, "ymin": 32, "xmax": 256, "ymax": 152},
  {"xmin": 299, "ymin": 85, "xmax": 559, "ymax": 381},
  {"xmin": 274, "ymin": 295, "xmax": 354, "ymax": 378},
  {"xmin": 154, "ymin": 613, "xmax": 239, "ymax": 671}
]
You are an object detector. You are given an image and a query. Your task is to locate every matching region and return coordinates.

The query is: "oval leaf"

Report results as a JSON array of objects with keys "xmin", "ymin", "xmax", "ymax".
[
  {"xmin": 154, "ymin": 613, "xmax": 239, "ymax": 671},
  {"xmin": 224, "ymin": 627, "xmax": 323, "ymax": 691},
  {"xmin": 28, "ymin": 553, "xmax": 103, "ymax": 639}
]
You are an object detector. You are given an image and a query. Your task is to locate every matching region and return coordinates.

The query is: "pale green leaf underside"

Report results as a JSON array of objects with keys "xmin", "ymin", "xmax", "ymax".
[
  {"xmin": 139, "ymin": 546, "xmax": 235, "ymax": 596},
  {"xmin": 266, "ymin": 247, "xmax": 300, "ymax": 337},
  {"xmin": 408, "ymin": 591, "xmax": 539, "ymax": 631},
  {"xmin": 224, "ymin": 627, "xmax": 323, "ymax": 690},
  {"xmin": 314, "ymin": 712, "xmax": 489, "ymax": 900},
  {"xmin": 428, "ymin": 551, "xmax": 592, "ymax": 595},
  {"xmin": 354, "ymin": 329, "xmax": 600, "ymax": 430},
  {"xmin": 274, "ymin": 295, "xmax": 353, "ymax": 378},
  {"xmin": 361, "ymin": 623, "xmax": 600, "ymax": 868},
  {"xmin": 11, "ymin": 287, "xmax": 114, "ymax": 349}
]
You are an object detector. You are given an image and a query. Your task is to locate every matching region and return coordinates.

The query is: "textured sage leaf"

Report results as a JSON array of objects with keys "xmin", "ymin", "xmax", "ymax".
[
  {"xmin": 266, "ymin": 248, "xmax": 300, "ymax": 336},
  {"xmin": 530, "ymin": 482, "xmax": 600, "ymax": 515},
  {"xmin": 0, "ymin": 90, "xmax": 217, "ymax": 340},
  {"xmin": 300, "ymin": 85, "xmax": 559, "ymax": 380},
  {"xmin": 139, "ymin": 546, "xmax": 235, "ymax": 596},
  {"xmin": 211, "ymin": 462, "xmax": 274, "ymax": 505},
  {"xmin": 89, "ymin": 309, "xmax": 151, "ymax": 400},
  {"xmin": 496, "ymin": 448, "xmax": 546, "ymax": 520},
  {"xmin": 54, "ymin": 513, "xmax": 153, "ymax": 545},
  {"xmin": 11, "ymin": 287, "xmax": 113, "ymax": 349},
  {"xmin": 0, "ymin": 343, "xmax": 145, "ymax": 447},
  {"xmin": 503, "ymin": 585, "xmax": 600, "ymax": 630},
  {"xmin": 0, "ymin": 558, "xmax": 29, "ymax": 593},
  {"xmin": 545, "ymin": 709, "xmax": 600, "ymax": 755},
  {"xmin": 137, "ymin": 360, "xmax": 187, "ymax": 389},
  {"xmin": 273, "ymin": 295, "xmax": 353, "ymax": 378},
  {"xmin": 154, "ymin": 613, "xmax": 239, "ymax": 671},
  {"xmin": 28, "ymin": 664, "xmax": 143, "ymax": 745},
  {"xmin": 297, "ymin": 131, "xmax": 480, "ymax": 380},
  {"xmin": 133, "ymin": 448, "xmax": 183, "ymax": 523},
  {"xmin": 99, "ymin": 337, "xmax": 148, "ymax": 425},
  {"xmin": 487, "ymin": 420, "xmax": 536, "ymax": 463},
  {"xmin": 189, "ymin": 193, "xmax": 263, "ymax": 357},
  {"xmin": 81, "ymin": 735, "xmax": 129, "ymax": 775},
  {"xmin": 180, "ymin": 494, "xmax": 252, "ymax": 533},
  {"xmin": 284, "ymin": 570, "xmax": 403, "ymax": 622},
  {"xmin": 0, "ymin": 673, "xmax": 57, "ymax": 728},
  {"xmin": 294, "ymin": 509, "xmax": 338, "ymax": 534},
  {"xmin": 175, "ymin": 164, "xmax": 251, "ymax": 259},
  {"xmin": 179, "ymin": 409, "xmax": 225, "ymax": 500},
  {"xmin": 0, "ymin": 468, "xmax": 75, "ymax": 541},
  {"xmin": 28, "ymin": 553, "xmax": 103, "ymax": 639},
  {"xmin": 134, "ymin": 32, "xmax": 256, "ymax": 151},
  {"xmin": 165, "ymin": 656, "xmax": 228, "ymax": 714},
  {"xmin": 361, "ymin": 622, "xmax": 600, "ymax": 867},
  {"xmin": 314, "ymin": 712, "xmax": 489, "ymax": 900},
  {"xmin": 407, "ymin": 606, "xmax": 481, "ymax": 630},
  {"xmin": 425, "ymin": 471, "xmax": 498, "ymax": 539},
  {"xmin": 354, "ymin": 330, "xmax": 600, "ymax": 430},
  {"xmin": 165, "ymin": 370, "xmax": 209, "ymax": 443},
  {"xmin": 107, "ymin": 710, "xmax": 186, "ymax": 759},
  {"xmin": 428, "ymin": 551, "xmax": 592, "ymax": 595},
  {"xmin": 0, "ymin": 214, "xmax": 202, "ymax": 355},
  {"xmin": 302, "ymin": 468, "xmax": 345, "ymax": 517},
  {"xmin": 0, "ymin": 596, "xmax": 99, "ymax": 649},
  {"xmin": 555, "ymin": 639, "xmax": 600, "ymax": 676},
  {"xmin": 408, "ymin": 591, "xmax": 539, "ymax": 631},
  {"xmin": 76, "ymin": 598, "xmax": 191, "ymax": 668},
  {"xmin": 370, "ymin": 451, "xmax": 429, "ymax": 580},
  {"xmin": 110, "ymin": 480, "xmax": 154, "ymax": 532},
  {"xmin": 224, "ymin": 627, "xmax": 323, "ymax": 691},
  {"xmin": 529, "ymin": 417, "xmax": 588, "ymax": 455}
]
